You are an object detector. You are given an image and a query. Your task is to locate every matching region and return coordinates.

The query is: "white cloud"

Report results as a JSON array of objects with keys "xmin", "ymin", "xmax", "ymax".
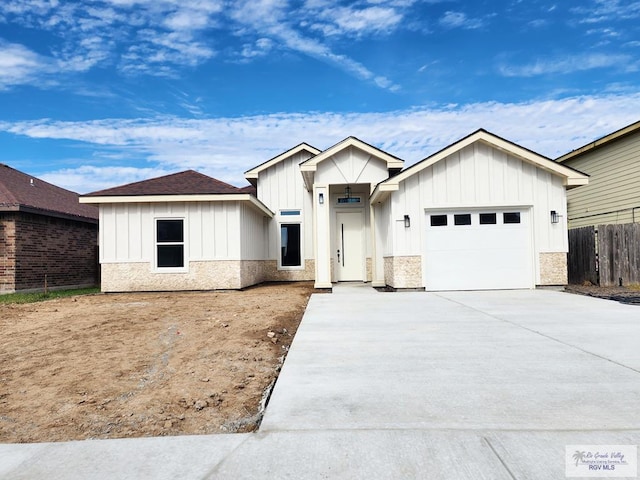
[
  {"xmin": 499, "ymin": 52, "xmax": 633, "ymax": 76},
  {"xmin": 439, "ymin": 11, "xmax": 486, "ymax": 30},
  {"xmin": 0, "ymin": 0, "xmax": 401, "ymax": 90},
  {"xmin": 0, "ymin": 0, "xmax": 58, "ymax": 17},
  {"xmin": 227, "ymin": 0, "xmax": 401, "ymax": 91},
  {"xmin": 40, "ymin": 165, "xmax": 174, "ymax": 194},
  {"xmin": 310, "ymin": 6, "xmax": 403, "ymax": 37},
  {"xmin": 0, "ymin": 42, "xmax": 50, "ymax": 89},
  {"xmin": 240, "ymin": 38, "xmax": 275, "ymax": 59},
  {"xmin": 527, "ymin": 19, "xmax": 549, "ymax": 28},
  {"xmin": 4, "ymin": 93, "xmax": 640, "ymax": 192},
  {"xmin": 572, "ymin": 0, "xmax": 640, "ymax": 23}
]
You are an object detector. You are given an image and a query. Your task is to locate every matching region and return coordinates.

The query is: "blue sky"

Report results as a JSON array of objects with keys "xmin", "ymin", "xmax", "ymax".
[{"xmin": 0, "ymin": 0, "xmax": 639, "ymax": 193}]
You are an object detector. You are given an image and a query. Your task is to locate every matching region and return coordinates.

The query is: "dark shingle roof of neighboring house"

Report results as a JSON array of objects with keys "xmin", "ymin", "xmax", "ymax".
[
  {"xmin": 0, "ymin": 163, "xmax": 98, "ymax": 222},
  {"xmin": 85, "ymin": 170, "xmax": 249, "ymax": 197}
]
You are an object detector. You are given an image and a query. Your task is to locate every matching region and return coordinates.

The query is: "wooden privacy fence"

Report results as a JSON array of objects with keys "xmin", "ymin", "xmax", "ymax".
[{"xmin": 568, "ymin": 223, "xmax": 640, "ymax": 286}]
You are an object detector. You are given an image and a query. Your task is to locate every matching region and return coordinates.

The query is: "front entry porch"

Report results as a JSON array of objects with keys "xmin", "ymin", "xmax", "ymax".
[{"xmin": 312, "ymin": 183, "xmax": 372, "ymax": 288}]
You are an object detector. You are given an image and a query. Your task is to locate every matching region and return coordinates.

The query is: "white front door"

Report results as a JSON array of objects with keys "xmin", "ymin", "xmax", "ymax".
[{"xmin": 336, "ymin": 211, "xmax": 364, "ymax": 281}]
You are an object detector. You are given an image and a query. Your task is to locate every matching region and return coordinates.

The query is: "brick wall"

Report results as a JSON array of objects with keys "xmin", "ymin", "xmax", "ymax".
[
  {"xmin": 0, "ymin": 215, "xmax": 17, "ymax": 292},
  {"xmin": 8, "ymin": 212, "xmax": 98, "ymax": 292}
]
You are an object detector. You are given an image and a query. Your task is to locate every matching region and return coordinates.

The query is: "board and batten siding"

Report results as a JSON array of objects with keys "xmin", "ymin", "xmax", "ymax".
[
  {"xmin": 563, "ymin": 132, "xmax": 640, "ymax": 228},
  {"xmin": 390, "ymin": 141, "xmax": 568, "ymax": 259},
  {"xmin": 240, "ymin": 202, "xmax": 268, "ymax": 260},
  {"xmin": 257, "ymin": 150, "xmax": 314, "ymax": 261},
  {"xmin": 374, "ymin": 198, "xmax": 393, "ymax": 257},
  {"xmin": 99, "ymin": 201, "xmax": 245, "ymax": 264}
]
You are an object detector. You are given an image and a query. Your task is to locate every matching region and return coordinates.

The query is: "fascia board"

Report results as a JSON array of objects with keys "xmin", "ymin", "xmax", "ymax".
[{"xmin": 80, "ymin": 194, "xmax": 274, "ymax": 217}]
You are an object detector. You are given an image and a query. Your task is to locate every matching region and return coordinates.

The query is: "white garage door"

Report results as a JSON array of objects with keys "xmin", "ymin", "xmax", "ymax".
[{"xmin": 424, "ymin": 209, "xmax": 534, "ymax": 291}]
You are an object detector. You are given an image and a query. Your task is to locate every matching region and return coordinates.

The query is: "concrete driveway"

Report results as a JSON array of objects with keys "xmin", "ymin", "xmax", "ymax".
[
  {"xmin": 261, "ymin": 288, "xmax": 640, "ymax": 432},
  {"xmin": 2, "ymin": 287, "xmax": 640, "ymax": 479}
]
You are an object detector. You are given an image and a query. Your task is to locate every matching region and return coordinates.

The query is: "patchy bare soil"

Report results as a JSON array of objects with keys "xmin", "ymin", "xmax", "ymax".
[
  {"xmin": 565, "ymin": 284, "xmax": 640, "ymax": 304},
  {"xmin": 0, "ymin": 282, "xmax": 316, "ymax": 443}
]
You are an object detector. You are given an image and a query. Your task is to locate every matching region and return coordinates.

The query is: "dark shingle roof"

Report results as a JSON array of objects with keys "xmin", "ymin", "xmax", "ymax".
[
  {"xmin": 0, "ymin": 163, "xmax": 98, "ymax": 222},
  {"xmin": 237, "ymin": 184, "xmax": 257, "ymax": 196},
  {"xmin": 85, "ymin": 170, "xmax": 247, "ymax": 197}
]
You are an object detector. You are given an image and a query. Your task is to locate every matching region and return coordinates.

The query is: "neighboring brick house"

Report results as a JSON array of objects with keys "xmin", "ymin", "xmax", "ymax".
[{"xmin": 0, "ymin": 164, "xmax": 99, "ymax": 293}]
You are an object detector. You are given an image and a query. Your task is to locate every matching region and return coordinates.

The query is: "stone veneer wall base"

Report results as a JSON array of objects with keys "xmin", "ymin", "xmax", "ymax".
[
  {"xmin": 101, "ymin": 259, "xmax": 317, "ymax": 292},
  {"xmin": 101, "ymin": 261, "xmax": 245, "ymax": 292}
]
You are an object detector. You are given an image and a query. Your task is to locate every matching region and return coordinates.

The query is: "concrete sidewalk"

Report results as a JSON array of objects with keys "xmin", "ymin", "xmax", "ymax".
[{"xmin": 2, "ymin": 288, "xmax": 640, "ymax": 479}]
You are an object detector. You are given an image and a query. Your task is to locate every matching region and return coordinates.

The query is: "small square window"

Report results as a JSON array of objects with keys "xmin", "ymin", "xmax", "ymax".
[
  {"xmin": 430, "ymin": 215, "xmax": 447, "ymax": 226},
  {"xmin": 479, "ymin": 213, "xmax": 497, "ymax": 225},
  {"xmin": 503, "ymin": 212, "xmax": 521, "ymax": 224},
  {"xmin": 454, "ymin": 214, "xmax": 471, "ymax": 226}
]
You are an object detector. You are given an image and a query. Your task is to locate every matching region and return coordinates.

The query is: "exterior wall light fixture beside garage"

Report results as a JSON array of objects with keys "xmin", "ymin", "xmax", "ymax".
[
  {"xmin": 404, "ymin": 215, "xmax": 411, "ymax": 228},
  {"xmin": 318, "ymin": 193, "xmax": 324, "ymax": 204},
  {"xmin": 550, "ymin": 210, "xmax": 561, "ymax": 224}
]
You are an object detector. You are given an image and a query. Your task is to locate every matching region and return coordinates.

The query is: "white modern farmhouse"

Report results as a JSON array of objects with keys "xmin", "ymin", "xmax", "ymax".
[{"xmin": 80, "ymin": 129, "xmax": 588, "ymax": 292}]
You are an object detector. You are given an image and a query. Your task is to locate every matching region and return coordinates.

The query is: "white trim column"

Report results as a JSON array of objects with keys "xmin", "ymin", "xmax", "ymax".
[
  {"xmin": 313, "ymin": 184, "xmax": 332, "ymax": 288},
  {"xmin": 370, "ymin": 201, "xmax": 385, "ymax": 287}
]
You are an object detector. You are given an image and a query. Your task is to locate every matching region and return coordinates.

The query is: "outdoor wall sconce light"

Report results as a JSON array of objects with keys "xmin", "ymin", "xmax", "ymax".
[
  {"xmin": 318, "ymin": 193, "xmax": 324, "ymax": 204},
  {"xmin": 550, "ymin": 210, "xmax": 560, "ymax": 224},
  {"xmin": 404, "ymin": 215, "xmax": 411, "ymax": 228}
]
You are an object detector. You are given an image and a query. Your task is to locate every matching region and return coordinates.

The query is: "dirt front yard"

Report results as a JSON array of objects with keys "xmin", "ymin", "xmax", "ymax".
[{"xmin": 0, "ymin": 282, "xmax": 315, "ymax": 443}]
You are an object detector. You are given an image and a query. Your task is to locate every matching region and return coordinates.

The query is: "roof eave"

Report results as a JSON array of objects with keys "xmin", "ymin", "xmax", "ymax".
[
  {"xmin": 80, "ymin": 194, "xmax": 274, "ymax": 217},
  {"xmin": 0, "ymin": 204, "xmax": 98, "ymax": 223},
  {"xmin": 557, "ymin": 119, "xmax": 640, "ymax": 163},
  {"xmin": 370, "ymin": 183, "xmax": 398, "ymax": 204},
  {"xmin": 565, "ymin": 177, "xmax": 590, "ymax": 189}
]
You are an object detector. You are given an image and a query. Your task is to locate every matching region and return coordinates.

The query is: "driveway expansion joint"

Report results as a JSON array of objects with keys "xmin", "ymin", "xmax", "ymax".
[{"xmin": 483, "ymin": 437, "xmax": 518, "ymax": 480}]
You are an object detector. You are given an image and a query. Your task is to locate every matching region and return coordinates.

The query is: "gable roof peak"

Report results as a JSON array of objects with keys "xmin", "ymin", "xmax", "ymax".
[
  {"xmin": 371, "ymin": 128, "xmax": 589, "ymax": 203},
  {"xmin": 244, "ymin": 142, "xmax": 322, "ymax": 184}
]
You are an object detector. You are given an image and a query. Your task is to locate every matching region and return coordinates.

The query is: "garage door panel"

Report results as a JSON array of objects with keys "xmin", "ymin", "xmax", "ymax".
[{"xmin": 424, "ymin": 210, "xmax": 533, "ymax": 291}]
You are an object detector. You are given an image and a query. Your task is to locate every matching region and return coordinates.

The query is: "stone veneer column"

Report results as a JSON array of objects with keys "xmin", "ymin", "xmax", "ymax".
[
  {"xmin": 539, "ymin": 252, "xmax": 568, "ymax": 285},
  {"xmin": 383, "ymin": 255, "xmax": 423, "ymax": 289}
]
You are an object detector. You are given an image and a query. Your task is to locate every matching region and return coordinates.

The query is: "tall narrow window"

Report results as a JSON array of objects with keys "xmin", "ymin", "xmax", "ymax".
[
  {"xmin": 156, "ymin": 219, "xmax": 184, "ymax": 268},
  {"xmin": 280, "ymin": 224, "xmax": 301, "ymax": 267}
]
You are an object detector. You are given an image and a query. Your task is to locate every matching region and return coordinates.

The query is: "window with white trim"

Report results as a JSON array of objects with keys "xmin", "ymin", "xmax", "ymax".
[{"xmin": 156, "ymin": 219, "xmax": 185, "ymax": 268}]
